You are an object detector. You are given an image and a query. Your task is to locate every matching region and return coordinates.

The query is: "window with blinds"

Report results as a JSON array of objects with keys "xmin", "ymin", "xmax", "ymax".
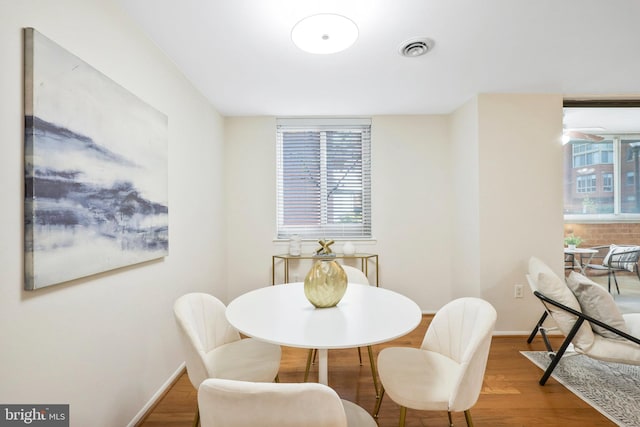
[{"xmin": 276, "ymin": 118, "xmax": 372, "ymax": 240}]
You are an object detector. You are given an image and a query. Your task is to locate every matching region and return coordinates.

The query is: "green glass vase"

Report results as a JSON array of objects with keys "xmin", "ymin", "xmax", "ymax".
[{"xmin": 303, "ymin": 260, "xmax": 348, "ymax": 308}]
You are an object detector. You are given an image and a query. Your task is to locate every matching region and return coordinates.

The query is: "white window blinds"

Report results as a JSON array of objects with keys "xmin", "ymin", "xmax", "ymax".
[{"xmin": 276, "ymin": 118, "xmax": 372, "ymax": 240}]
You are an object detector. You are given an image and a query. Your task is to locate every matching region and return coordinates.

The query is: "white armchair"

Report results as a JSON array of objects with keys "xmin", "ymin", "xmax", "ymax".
[
  {"xmin": 198, "ymin": 378, "xmax": 377, "ymax": 427},
  {"xmin": 527, "ymin": 257, "xmax": 640, "ymax": 385},
  {"xmin": 373, "ymin": 297, "xmax": 497, "ymax": 427}
]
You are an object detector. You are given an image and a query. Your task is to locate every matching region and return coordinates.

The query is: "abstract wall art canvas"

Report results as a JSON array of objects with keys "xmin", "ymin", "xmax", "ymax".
[{"xmin": 24, "ymin": 28, "xmax": 169, "ymax": 290}]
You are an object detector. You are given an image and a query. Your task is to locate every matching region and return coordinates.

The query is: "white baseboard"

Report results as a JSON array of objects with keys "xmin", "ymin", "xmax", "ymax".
[{"xmin": 127, "ymin": 362, "xmax": 186, "ymax": 427}]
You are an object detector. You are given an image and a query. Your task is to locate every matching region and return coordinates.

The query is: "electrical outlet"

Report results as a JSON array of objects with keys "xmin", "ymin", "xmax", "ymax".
[{"xmin": 514, "ymin": 284, "xmax": 524, "ymax": 298}]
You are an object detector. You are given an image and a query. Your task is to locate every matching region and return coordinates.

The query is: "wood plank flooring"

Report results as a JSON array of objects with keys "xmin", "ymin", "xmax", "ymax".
[{"xmin": 138, "ymin": 315, "xmax": 614, "ymax": 426}]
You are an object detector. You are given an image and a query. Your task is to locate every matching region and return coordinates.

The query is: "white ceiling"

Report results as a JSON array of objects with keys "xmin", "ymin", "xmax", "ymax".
[{"xmin": 116, "ymin": 0, "xmax": 640, "ymax": 118}]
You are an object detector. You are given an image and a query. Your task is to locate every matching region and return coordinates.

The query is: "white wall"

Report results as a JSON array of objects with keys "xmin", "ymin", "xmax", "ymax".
[
  {"xmin": 0, "ymin": 1, "xmax": 226, "ymax": 426},
  {"xmin": 369, "ymin": 116, "xmax": 453, "ymax": 307},
  {"xmin": 225, "ymin": 100, "xmax": 565, "ymax": 331},
  {"xmin": 224, "ymin": 117, "xmax": 279, "ymax": 298},
  {"xmin": 476, "ymin": 94, "xmax": 565, "ymax": 332},
  {"xmin": 225, "ymin": 115, "xmax": 454, "ymax": 311},
  {"xmin": 450, "ymin": 97, "xmax": 481, "ymax": 298},
  {"xmin": 448, "ymin": 94, "xmax": 565, "ymax": 331},
  {"xmin": 449, "ymin": 94, "xmax": 564, "ymax": 332}
]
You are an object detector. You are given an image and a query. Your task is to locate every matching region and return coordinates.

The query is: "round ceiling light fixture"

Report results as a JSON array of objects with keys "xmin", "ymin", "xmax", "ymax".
[
  {"xmin": 399, "ymin": 37, "xmax": 435, "ymax": 57},
  {"xmin": 291, "ymin": 14, "xmax": 359, "ymax": 54}
]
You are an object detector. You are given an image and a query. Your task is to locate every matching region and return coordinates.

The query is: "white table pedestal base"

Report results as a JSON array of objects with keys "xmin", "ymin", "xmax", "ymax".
[{"xmin": 318, "ymin": 349, "xmax": 328, "ymax": 385}]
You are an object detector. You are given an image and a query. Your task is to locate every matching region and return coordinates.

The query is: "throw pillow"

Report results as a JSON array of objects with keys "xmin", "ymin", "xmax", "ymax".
[
  {"xmin": 534, "ymin": 269, "xmax": 594, "ymax": 350},
  {"xmin": 566, "ymin": 271, "xmax": 629, "ymax": 339}
]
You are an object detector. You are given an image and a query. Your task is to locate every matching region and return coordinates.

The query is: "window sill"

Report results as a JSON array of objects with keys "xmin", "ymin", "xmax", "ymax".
[
  {"xmin": 565, "ymin": 214, "xmax": 640, "ymax": 223},
  {"xmin": 272, "ymin": 238, "xmax": 378, "ymax": 243}
]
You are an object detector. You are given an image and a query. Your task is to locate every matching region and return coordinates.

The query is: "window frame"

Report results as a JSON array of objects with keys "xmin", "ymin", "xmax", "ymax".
[
  {"xmin": 576, "ymin": 174, "xmax": 597, "ymax": 193},
  {"xmin": 275, "ymin": 118, "xmax": 372, "ymax": 240},
  {"xmin": 603, "ymin": 172, "xmax": 613, "ymax": 192},
  {"xmin": 564, "ymin": 134, "xmax": 640, "ymax": 221},
  {"xmin": 563, "ymin": 101, "xmax": 640, "ymax": 223}
]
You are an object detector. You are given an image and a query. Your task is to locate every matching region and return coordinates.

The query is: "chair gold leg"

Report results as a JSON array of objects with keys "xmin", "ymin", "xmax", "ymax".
[
  {"xmin": 399, "ymin": 406, "xmax": 407, "ymax": 427},
  {"xmin": 367, "ymin": 345, "xmax": 380, "ymax": 398},
  {"xmin": 304, "ymin": 349, "xmax": 313, "ymax": 382},
  {"xmin": 447, "ymin": 411, "xmax": 453, "ymax": 427},
  {"xmin": 464, "ymin": 410, "xmax": 474, "ymax": 427},
  {"xmin": 373, "ymin": 385, "xmax": 385, "ymax": 419},
  {"xmin": 274, "ymin": 374, "xmax": 280, "ymax": 383},
  {"xmin": 192, "ymin": 404, "xmax": 200, "ymax": 427},
  {"xmin": 358, "ymin": 346, "xmax": 363, "ymax": 365}
]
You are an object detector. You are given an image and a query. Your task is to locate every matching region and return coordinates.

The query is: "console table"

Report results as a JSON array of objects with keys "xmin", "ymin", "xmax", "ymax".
[{"xmin": 272, "ymin": 253, "xmax": 379, "ymax": 286}]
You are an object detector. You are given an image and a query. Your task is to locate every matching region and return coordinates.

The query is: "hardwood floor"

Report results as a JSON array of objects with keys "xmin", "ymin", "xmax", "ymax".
[{"xmin": 138, "ymin": 315, "xmax": 614, "ymax": 426}]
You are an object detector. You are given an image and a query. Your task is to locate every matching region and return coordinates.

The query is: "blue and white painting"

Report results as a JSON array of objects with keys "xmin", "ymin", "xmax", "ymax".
[{"xmin": 24, "ymin": 28, "xmax": 168, "ymax": 290}]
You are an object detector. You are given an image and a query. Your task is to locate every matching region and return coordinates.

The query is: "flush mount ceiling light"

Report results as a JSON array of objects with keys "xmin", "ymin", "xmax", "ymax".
[
  {"xmin": 399, "ymin": 37, "xmax": 435, "ymax": 57},
  {"xmin": 291, "ymin": 14, "xmax": 359, "ymax": 54}
]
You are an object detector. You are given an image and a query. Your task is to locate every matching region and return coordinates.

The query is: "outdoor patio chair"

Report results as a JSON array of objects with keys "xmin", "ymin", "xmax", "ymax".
[
  {"xmin": 564, "ymin": 252, "xmax": 575, "ymax": 271},
  {"xmin": 526, "ymin": 257, "xmax": 640, "ymax": 385},
  {"xmin": 584, "ymin": 244, "xmax": 640, "ymax": 293}
]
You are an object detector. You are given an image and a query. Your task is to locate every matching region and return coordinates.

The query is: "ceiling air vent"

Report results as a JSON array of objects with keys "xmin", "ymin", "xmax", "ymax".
[{"xmin": 399, "ymin": 37, "xmax": 435, "ymax": 57}]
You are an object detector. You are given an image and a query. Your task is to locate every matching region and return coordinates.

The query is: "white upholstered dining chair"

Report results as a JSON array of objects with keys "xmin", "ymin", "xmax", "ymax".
[
  {"xmin": 341, "ymin": 264, "xmax": 370, "ymax": 286},
  {"xmin": 198, "ymin": 378, "xmax": 377, "ymax": 427},
  {"xmin": 373, "ymin": 297, "xmax": 497, "ymax": 427},
  {"xmin": 173, "ymin": 293, "xmax": 282, "ymax": 427}
]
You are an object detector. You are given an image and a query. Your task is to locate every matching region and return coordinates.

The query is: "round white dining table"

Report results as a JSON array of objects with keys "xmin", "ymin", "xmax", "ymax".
[{"xmin": 225, "ymin": 282, "xmax": 422, "ymax": 386}]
